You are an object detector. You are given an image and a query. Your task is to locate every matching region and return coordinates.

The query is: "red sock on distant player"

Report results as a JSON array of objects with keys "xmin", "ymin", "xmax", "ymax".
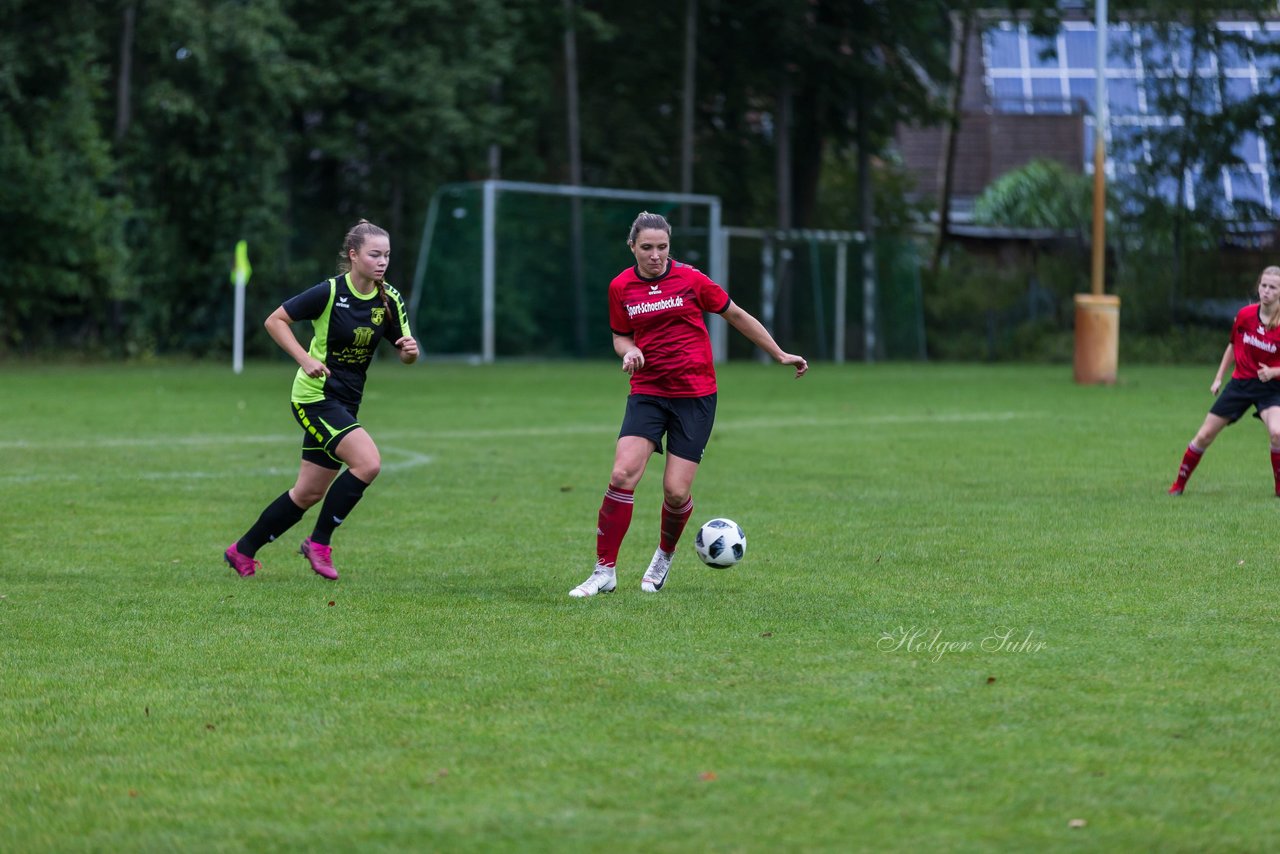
[
  {"xmin": 659, "ymin": 496, "xmax": 694, "ymax": 554},
  {"xmin": 1171, "ymin": 443, "xmax": 1204, "ymax": 493},
  {"xmin": 596, "ymin": 485, "xmax": 635, "ymax": 568},
  {"xmin": 1270, "ymin": 446, "xmax": 1280, "ymax": 495}
]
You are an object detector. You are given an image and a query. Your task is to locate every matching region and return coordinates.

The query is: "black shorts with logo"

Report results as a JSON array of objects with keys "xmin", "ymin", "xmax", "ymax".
[
  {"xmin": 1210, "ymin": 377, "xmax": 1280, "ymax": 423},
  {"xmin": 292, "ymin": 399, "xmax": 360, "ymax": 469},
  {"xmin": 619, "ymin": 393, "xmax": 717, "ymax": 463}
]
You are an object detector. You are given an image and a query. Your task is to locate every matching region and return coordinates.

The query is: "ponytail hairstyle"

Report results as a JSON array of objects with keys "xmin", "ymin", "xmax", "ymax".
[
  {"xmin": 1262, "ymin": 266, "xmax": 1280, "ymax": 331},
  {"xmin": 627, "ymin": 211, "xmax": 672, "ymax": 246},
  {"xmin": 338, "ymin": 219, "xmax": 403, "ymax": 345}
]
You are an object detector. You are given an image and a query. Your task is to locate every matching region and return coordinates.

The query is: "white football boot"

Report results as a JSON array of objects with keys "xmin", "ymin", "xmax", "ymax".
[
  {"xmin": 640, "ymin": 548, "xmax": 673, "ymax": 593},
  {"xmin": 569, "ymin": 564, "xmax": 617, "ymax": 598}
]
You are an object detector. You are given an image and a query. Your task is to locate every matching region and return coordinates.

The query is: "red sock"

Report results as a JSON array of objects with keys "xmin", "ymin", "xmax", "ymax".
[
  {"xmin": 596, "ymin": 485, "xmax": 635, "ymax": 568},
  {"xmin": 659, "ymin": 496, "xmax": 694, "ymax": 554},
  {"xmin": 1270, "ymin": 447, "xmax": 1280, "ymax": 495},
  {"xmin": 1172, "ymin": 443, "xmax": 1204, "ymax": 490}
]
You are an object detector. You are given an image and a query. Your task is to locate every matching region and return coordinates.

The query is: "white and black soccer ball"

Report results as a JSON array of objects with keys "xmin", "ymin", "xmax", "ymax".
[{"xmin": 694, "ymin": 518, "xmax": 746, "ymax": 568}]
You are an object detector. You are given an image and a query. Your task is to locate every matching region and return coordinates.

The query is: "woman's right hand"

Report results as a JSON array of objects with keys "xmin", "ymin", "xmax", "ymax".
[
  {"xmin": 621, "ymin": 347, "xmax": 644, "ymax": 375},
  {"xmin": 302, "ymin": 356, "xmax": 331, "ymax": 378},
  {"xmin": 1211, "ymin": 378, "xmax": 1223, "ymax": 394}
]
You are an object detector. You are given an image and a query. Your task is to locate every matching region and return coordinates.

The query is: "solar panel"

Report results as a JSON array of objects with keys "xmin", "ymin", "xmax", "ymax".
[{"xmin": 983, "ymin": 19, "xmax": 1279, "ymax": 218}]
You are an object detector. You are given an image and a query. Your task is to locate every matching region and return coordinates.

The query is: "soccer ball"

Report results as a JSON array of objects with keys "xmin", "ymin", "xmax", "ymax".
[{"xmin": 694, "ymin": 518, "xmax": 746, "ymax": 568}]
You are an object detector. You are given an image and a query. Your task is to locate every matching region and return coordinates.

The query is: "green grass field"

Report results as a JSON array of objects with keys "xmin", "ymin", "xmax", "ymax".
[{"xmin": 3, "ymin": 359, "xmax": 1279, "ymax": 851}]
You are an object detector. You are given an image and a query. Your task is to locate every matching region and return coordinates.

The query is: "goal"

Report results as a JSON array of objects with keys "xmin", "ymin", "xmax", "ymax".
[{"xmin": 406, "ymin": 180, "xmax": 724, "ymax": 362}]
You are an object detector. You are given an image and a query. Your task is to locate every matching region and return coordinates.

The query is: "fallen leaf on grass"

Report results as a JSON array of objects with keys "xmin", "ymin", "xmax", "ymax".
[
  {"xmin": 205, "ymin": 724, "xmax": 216, "ymax": 731},
  {"xmin": 699, "ymin": 772, "xmax": 717, "ymax": 782},
  {"xmin": 328, "ymin": 601, "xmax": 336, "ymax": 607},
  {"xmin": 986, "ymin": 676, "xmax": 997, "ymax": 684}
]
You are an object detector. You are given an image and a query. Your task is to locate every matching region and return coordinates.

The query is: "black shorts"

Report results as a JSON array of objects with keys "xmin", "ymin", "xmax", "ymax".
[
  {"xmin": 619, "ymin": 393, "xmax": 717, "ymax": 463},
  {"xmin": 292, "ymin": 399, "xmax": 361, "ymax": 469},
  {"xmin": 1210, "ymin": 378, "xmax": 1280, "ymax": 423}
]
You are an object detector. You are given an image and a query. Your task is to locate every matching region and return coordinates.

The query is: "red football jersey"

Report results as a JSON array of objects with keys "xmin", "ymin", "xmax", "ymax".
[
  {"xmin": 1230, "ymin": 303, "xmax": 1280, "ymax": 378},
  {"xmin": 608, "ymin": 259, "xmax": 731, "ymax": 397}
]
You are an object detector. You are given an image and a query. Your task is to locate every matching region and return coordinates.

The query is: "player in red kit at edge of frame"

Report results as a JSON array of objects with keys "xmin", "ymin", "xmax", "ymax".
[
  {"xmin": 1169, "ymin": 265, "xmax": 1280, "ymax": 496},
  {"xmin": 569, "ymin": 211, "xmax": 808, "ymax": 598}
]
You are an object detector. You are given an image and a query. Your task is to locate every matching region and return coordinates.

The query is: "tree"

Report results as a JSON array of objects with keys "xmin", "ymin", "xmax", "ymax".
[
  {"xmin": 281, "ymin": 0, "xmax": 525, "ymax": 282},
  {"xmin": 972, "ymin": 158, "xmax": 1095, "ymax": 238},
  {"xmin": 0, "ymin": 0, "xmax": 127, "ymax": 352}
]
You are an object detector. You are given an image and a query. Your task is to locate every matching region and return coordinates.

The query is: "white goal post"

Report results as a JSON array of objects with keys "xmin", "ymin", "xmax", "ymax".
[
  {"xmin": 719, "ymin": 226, "xmax": 869, "ymax": 365},
  {"xmin": 407, "ymin": 180, "xmax": 727, "ymax": 363}
]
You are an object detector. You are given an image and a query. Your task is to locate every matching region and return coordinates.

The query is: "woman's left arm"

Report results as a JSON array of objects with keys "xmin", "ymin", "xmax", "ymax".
[{"xmin": 721, "ymin": 300, "xmax": 808, "ymax": 378}]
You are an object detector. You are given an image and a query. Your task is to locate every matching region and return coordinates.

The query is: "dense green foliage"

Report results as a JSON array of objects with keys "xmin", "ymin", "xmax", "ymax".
[
  {"xmin": 973, "ymin": 158, "xmax": 1095, "ymax": 238},
  {"xmin": 4, "ymin": 361, "xmax": 1280, "ymax": 848},
  {"xmin": 1, "ymin": 0, "xmax": 965, "ymax": 357}
]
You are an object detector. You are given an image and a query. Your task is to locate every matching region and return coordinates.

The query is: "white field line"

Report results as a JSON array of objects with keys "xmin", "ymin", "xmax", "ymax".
[
  {"xmin": 0, "ymin": 411, "xmax": 1043, "ymax": 486},
  {"xmin": 0, "ymin": 447, "xmax": 435, "ymax": 486},
  {"xmin": 0, "ymin": 410, "xmax": 1043, "ymax": 451}
]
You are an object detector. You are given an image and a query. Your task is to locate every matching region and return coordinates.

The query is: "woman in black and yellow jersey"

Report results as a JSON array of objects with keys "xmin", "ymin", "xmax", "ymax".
[{"xmin": 224, "ymin": 220, "xmax": 419, "ymax": 580}]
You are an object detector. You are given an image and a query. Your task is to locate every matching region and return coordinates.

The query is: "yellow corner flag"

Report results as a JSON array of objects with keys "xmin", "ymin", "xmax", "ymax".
[{"xmin": 231, "ymin": 239, "xmax": 252, "ymax": 285}]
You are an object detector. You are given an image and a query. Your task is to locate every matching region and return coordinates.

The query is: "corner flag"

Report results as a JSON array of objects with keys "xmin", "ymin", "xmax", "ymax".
[
  {"xmin": 232, "ymin": 239, "xmax": 253, "ymax": 284},
  {"xmin": 232, "ymin": 240, "xmax": 251, "ymax": 374}
]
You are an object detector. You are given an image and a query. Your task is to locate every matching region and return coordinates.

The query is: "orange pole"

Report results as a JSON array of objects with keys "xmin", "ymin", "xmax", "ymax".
[{"xmin": 1091, "ymin": 137, "xmax": 1106, "ymax": 296}]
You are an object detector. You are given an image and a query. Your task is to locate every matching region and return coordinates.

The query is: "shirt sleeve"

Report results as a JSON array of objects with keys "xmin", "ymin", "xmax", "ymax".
[
  {"xmin": 608, "ymin": 281, "xmax": 633, "ymax": 335},
  {"xmin": 691, "ymin": 268, "xmax": 731, "ymax": 314},
  {"xmin": 281, "ymin": 281, "xmax": 333, "ymax": 321},
  {"xmin": 385, "ymin": 283, "xmax": 412, "ymax": 341}
]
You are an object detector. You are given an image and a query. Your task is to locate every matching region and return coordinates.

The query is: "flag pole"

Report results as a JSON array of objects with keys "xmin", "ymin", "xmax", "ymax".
[{"xmin": 231, "ymin": 240, "xmax": 252, "ymax": 374}]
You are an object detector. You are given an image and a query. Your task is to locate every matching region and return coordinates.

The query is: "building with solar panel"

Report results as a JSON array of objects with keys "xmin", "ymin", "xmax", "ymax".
[{"xmin": 896, "ymin": 8, "xmax": 1280, "ymax": 228}]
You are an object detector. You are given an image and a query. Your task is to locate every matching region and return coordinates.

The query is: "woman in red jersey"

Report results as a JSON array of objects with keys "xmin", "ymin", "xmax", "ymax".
[
  {"xmin": 570, "ymin": 212, "xmax": 808, "ymax": 597},
  {"xmin": 1169, "ymin": 265, "xmax": 1280, "ymax": 496}
]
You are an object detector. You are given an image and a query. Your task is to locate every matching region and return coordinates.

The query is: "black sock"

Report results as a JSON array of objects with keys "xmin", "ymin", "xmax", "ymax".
[
  {"xmin": 237, "ymin": 491, "xmax": 307, "ymax": 556},
  {"xmin": 310, "ymin": 470, "xmax": 370, "ymax": 546}
]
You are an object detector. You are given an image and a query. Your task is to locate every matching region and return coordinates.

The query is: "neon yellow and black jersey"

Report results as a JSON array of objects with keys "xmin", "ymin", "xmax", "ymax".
[{"xmin": 281, "ymin": 273, "xmax": 412, "ymax": 408}]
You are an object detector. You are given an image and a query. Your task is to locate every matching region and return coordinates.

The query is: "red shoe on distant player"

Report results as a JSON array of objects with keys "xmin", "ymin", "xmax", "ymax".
[
  {"xmin": 1168, "ymin": 483, "xmax": 1185, "ymax": 496},
  {"xmin": 300, "ymin": 538, "xmax": 338, "ymax": 580},
  {"xmin": 224, "ymin": 543, "xmax": 261, "ymax": 577}
]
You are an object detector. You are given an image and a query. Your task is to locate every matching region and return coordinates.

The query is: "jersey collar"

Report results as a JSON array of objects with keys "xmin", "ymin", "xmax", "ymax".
[
  {"xmin": 634, "ymin": 260, "xmax": 672, "ymax": 283},
  {"xmin": 343, "ymin": 272, "xmax": 379, "ymax": 299}
]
